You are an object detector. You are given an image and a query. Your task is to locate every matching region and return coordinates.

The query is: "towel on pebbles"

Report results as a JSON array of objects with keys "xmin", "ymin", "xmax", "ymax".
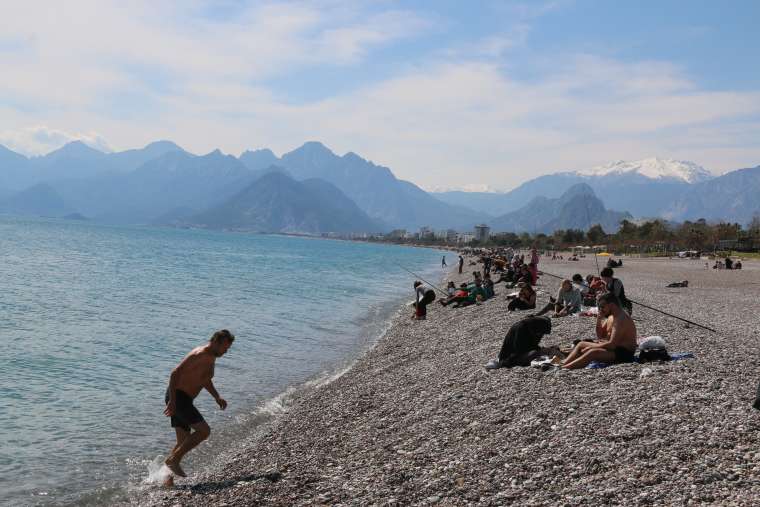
[{"xmin": 586, "ymin": 352, "xmax": 694, "ymax": 369}]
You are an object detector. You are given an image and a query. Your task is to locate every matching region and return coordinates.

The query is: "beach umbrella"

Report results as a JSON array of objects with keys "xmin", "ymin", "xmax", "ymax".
[{"xmin": 596, "ymin": 252, "xmax": 611, "ymax": 256}]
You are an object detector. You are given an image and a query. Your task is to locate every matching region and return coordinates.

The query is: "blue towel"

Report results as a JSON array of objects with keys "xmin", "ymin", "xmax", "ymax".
[{"xmin": 586, "ymin": 352, "xmax": 694, "ymax": 369}]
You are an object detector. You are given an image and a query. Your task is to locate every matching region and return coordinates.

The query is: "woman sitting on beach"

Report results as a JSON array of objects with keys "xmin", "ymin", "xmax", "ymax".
[{"xmin": 507, "ymin": 282, "xmax": 536, "ymax": 311}]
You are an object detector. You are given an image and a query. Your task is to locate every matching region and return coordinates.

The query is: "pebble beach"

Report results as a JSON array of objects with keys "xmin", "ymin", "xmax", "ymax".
[{"xmin": 139, "ymin": 255, "xmax": 760, "ymax": 506}]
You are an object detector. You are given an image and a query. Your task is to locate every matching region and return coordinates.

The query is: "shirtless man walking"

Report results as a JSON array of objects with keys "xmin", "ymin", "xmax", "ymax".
[
  {"xmin": 163, "ymin": 329, "xmax": 235, "ymax": 479},
  {"xmin": 562, "ymin": 293, "xmax": 636, "ymax": 369}
]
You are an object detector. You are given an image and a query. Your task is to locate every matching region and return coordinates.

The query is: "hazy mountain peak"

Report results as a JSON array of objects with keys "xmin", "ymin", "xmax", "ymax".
[
  {"xmin": 239, "ymin": 148, "xmax": 280, "ymax": 172},
  {"xmin": 144, "ymin": 140, "xmax": 183, "ymax": 151},
  {"xmin": 241, "ymin": 148, "xmax": 276, "ymax": 157},
  {"xmin": 0, "ymin": 144, "xmax": 28, "ymax": 161},
  {"xmin": 291, "ymin": 141, "xmax": 336, "ymax": 158},
  {"xmin": 47, "ymin": 140, "xmax": 106, "ymax": 158},
  {"xmin": 577, "ymin": 157, "xmax": 712, "ymax": 183},
  {"xmin": 560, "ymin": 182, "xmax": 595, "ymax": 198}
]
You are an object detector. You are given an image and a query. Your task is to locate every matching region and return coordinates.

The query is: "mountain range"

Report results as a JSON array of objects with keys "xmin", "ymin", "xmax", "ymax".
[
  {"xmin": 189, "ymin": 172, "xmax": 379, "ymax": 233},
  {"xmin": 489, "ymin": 183, "xmax": 632, "ymax": 234},
  {"xmin": 434, "ymin": 158, "xmax": 758, "ymax": 222},
  {"xmin": 0, "ymin": 142, "xmax": 758, "ymax": 233},
  {"xmin": 0, "ymin": 141, "xmax": 488, "ymax": 233}
]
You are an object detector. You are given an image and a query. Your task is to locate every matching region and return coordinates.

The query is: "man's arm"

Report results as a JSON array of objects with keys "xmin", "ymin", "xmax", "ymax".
[
  {"xmin": 595, "ymin": 315, "xmax": 610, "ymax": 341},
  {"xmin": 204, "ymin": 380, "xmax": 227, "ymax": 410}
]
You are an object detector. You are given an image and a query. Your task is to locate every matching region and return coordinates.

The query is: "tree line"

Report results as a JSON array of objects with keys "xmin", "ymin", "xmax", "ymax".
[{"xmin": 370, "ymin": 216, "xmax": 760, "ymax": 254}]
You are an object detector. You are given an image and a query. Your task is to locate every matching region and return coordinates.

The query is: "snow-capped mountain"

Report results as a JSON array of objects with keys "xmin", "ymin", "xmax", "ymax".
[
  {"xmin": 576, "ymin": 157, "xmax": 713, "ymax": 184},
  {"xmin": 434, "ymin": 157, "xmax": 718, "ymax": 219}
]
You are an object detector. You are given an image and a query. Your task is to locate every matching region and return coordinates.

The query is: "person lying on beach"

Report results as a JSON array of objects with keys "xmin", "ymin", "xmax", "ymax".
[
  {"xmin": 441, "ymin": 279, "xmax": 487, "ymax": 307},
  {"xmin": 163, "ymin": 329, "xmax": 234, "ymax": 482},
  {"xmin": 485, "ymin": 316, "xmax": 552, "ymax": 369},
  {"xmin": 666, "ymin": 280, "xmax": 689, "ymax": 288},
  {"xmin": 495, "ymin": 266, "xmax": 515, "ymax": 284},
  {"xmin": 440, "ymin": 283, "xmax": 469, "ymax": 306},
  {"xmin": 535, "ymin": 279, "xmax": 581, "ymax": 318},
  {"xmin": 562, "ymin": 293, "xmax": 637, "ymax": 369},
  {"xmin": 507, "ymin": 282, "xmax": 536, "ymax": 311}
]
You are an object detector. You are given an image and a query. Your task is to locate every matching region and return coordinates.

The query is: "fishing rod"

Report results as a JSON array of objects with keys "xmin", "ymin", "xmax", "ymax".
[
  {"xmin": 538, "ymin": 269, "xmax": 717, "ymax": 333},
  {"xmin": 396, "ymin": 264, "xmax": 449, "ymax": 296}
]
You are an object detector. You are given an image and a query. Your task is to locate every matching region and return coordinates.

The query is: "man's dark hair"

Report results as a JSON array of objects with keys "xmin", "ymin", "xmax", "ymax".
[
  {"xmin": 597, "ymin": 292, "xmax": 620, "ymax": 308},
  {"xmin": 572, "ymin": 274, "xmax": 583, "ymax": 283},
  {"xmin": 600, "ymin": 267, "xmax": 614, "ymax": 278},
  {"xmin": 211, "ymin": 329, "xmax": 235, "ymax": 343},
  {"xmin": 413, "ymin": 280, "xmax": 422, "ymax": 288}
]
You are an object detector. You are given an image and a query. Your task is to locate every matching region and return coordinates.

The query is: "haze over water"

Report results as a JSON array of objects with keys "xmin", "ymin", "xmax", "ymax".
[{"xmin": 0, "ymin": 216, "xmax": 445, "ymax": 506}]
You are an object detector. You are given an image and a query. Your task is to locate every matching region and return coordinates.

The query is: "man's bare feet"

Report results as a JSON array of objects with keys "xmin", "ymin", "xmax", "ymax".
[
  {"xmin": 162, "ymin": 475, "xmax": 175, "ymax": 488},
  {"xmin": 164, "ymin": 457, "xmax": 187, "ymax": 477}
]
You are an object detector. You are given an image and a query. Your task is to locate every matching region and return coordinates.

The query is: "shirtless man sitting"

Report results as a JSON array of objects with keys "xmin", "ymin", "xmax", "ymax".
[
  {"xmin": 562, "ymin": 293, "xmax": 637, "ymax": 369},
  {"xmin": 163, "ymin": 329, "xmax": 235, "ymax": 480}
]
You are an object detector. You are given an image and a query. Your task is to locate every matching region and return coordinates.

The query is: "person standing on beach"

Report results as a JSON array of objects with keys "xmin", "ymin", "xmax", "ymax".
[
  {"xmin": 442, "ymin": 255, "xmax": 447, "ymax": 268},
  {"xmin": 413, "ymin": 281, "xmax": 435, "ymax": 320},
  {"xmin": 458, "ymin": 255, "xmax": 464, "ymax": 274},
  {"xmin": 163, "ymin": 329, "xmax": 235, "ymax": 480}
]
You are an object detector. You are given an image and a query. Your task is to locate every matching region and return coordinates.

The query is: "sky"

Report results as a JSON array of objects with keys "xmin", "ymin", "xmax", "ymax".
[{"xmin": 1, "ymin": 0, "xmax": 759, "ymax": 191}]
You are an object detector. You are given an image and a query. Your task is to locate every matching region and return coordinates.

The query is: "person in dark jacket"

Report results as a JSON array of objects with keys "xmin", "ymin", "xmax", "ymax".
[
  {"xmin": 485, "ymin": 316, "xmax": 552, "ymax": 369},
  {"xmin": 600, "ymin": 267, "xmax": 632, "ymax": 315}
]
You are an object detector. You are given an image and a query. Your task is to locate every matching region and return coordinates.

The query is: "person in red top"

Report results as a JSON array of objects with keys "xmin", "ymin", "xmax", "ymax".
[{"xmin": 530, "ymin": 247, "xmax": 539, "ymax": 267}]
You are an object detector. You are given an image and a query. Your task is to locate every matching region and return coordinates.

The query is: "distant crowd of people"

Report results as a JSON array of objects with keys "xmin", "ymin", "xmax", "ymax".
[{"xmin": 412, "ymin": 246, "xmax": 639, "ymax": 372}]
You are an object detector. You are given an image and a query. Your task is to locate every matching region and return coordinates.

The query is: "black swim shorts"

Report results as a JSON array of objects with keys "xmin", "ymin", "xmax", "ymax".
[
  {"xmin": 614, "ymin": 347, "xmax": 635, "ymax": 364},
  {"xmin": 165, "ymin": 389, "xmax": 205, "ymax": 431}
]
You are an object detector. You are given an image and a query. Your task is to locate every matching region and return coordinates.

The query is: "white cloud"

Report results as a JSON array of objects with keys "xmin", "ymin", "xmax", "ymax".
[
  {"xmin": 0, "ymin": 0, "xmax": 758, "ymax": 191},
  {"xmin": 0, "ymin": 126, "xmax": 112, "ymax": 156}
]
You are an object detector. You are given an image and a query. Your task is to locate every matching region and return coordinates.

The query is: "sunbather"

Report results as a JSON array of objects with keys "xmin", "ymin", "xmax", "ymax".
[
  {"xmin": 507, "ymin": 283, "xmax": 536, "ymax": 311},
  {"xmin": 562, "ymin": 293, "xmax": 637, "ymax": 369},
  {"xmin": 535, "ymin": 279, "xmax": 581, "ymax": 317}
]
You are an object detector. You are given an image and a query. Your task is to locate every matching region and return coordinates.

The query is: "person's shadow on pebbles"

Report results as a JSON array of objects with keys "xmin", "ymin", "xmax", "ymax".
[{"xmin": 173, "ymin": 470, "xmax": 283, "ymax": 493}]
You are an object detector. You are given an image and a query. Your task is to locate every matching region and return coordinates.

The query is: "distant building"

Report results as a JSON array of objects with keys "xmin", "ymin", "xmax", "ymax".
[
  {"xmin": 474, "ymin": 224, "xmax": 491, "ymax": 242},
  {"xmin": 458, "ymin": 232, "xmax": 475, "ymax": 243},
  {"xmin": 388, "ymin": 229, "xmax": 407, "ymax": 239},
  {"xmin": 418, "ymin": 226, "xmax": 434, "ymax": 240},
  {"xmin": 446, "ymin": 229, "xmax": 458, "ymax": 241}
]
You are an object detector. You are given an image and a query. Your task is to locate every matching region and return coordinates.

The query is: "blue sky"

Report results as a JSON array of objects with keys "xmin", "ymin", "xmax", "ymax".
[{"xmin": 1, "ymin": 0, "xmax": 759, "ymax": 190}]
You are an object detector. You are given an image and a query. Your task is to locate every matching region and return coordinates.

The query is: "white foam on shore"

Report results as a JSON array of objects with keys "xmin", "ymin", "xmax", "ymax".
[{"xmin": 143, "ymin": 455, "xmax": 171, "ymax": 485}]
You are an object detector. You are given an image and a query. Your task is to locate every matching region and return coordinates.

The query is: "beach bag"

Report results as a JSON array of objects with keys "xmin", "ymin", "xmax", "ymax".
[{"xmin": 638, "ymin": 348, "xmax": 670, "ymax": 363}]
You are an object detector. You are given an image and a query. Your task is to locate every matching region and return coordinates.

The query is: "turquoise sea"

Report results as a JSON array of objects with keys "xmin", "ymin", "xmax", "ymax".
[{"xmin": 0, "ymin": 216, "xmax": 446, "ymax": 506}]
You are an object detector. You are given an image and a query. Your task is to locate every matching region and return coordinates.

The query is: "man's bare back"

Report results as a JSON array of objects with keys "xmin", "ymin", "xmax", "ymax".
[
  {"xmin": 172, "ymin": 346, "xmax": 217, "ymax": 398},
  {"xmin": 562, "ymin": 294, "xmax": 636, "ymax": 369}
]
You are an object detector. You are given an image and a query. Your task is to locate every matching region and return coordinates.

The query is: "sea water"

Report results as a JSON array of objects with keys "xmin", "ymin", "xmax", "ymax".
[{"xmin": 0, "ymin": 216, "xmax": 447, "ymax": 506}]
